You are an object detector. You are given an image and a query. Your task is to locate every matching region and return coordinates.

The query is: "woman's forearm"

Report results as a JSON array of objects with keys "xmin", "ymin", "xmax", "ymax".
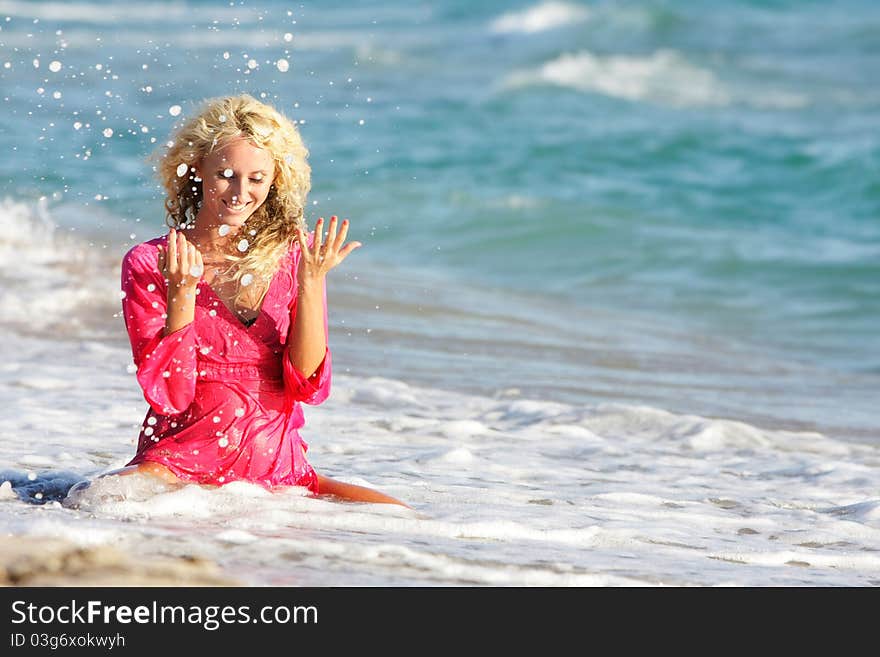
[
  {"xmin": 164, "ymin": 285, "xmax": 196, "ymax": 336},
  {"xmin": 288, "ymin": 277, "xmax": 327, "ymax": 378}
]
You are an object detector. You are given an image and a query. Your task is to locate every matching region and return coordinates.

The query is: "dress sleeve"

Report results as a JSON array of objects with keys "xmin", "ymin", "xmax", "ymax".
[
  {"xmin": 281, "ymin": 239, "xmax": 332, "ymax": 406},
  {"xmin": 120, "ymin": 244, "xmax": 198, "ymax": 415}
]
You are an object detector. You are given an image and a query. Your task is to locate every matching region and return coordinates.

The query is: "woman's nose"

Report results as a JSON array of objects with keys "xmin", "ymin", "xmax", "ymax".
[{"xmin": 229, "ymin": 178, "xmax": 250, "ymax": 198}]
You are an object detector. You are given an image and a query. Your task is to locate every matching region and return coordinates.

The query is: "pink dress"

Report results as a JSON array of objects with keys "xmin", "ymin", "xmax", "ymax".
[{"xmin": 120, "ymin": 234, "xmax": 330, "ymax": 493}]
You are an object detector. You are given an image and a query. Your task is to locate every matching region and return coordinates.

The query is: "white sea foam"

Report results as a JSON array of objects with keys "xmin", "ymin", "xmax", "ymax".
[
  {"xmin": 504, "ymin": 50, "xmax": 731, "ymax": 108},
  {"xmin": 489, "ymin": 1, "xmax": 591, "ymax": 34},
  {"xmin": 0, "ymin": 198, "xmax": 119, "ymax": 334},
  {"xmin": 0, "ymin": 0, "xmax": 251, "ymax": 24},
  {"xmin": 3, "ymin": 353, "xmax": 878, "ymax": 585},
  {"xmin": 502, "ymin": 49, "xmax": 812, "ymax": 110},
  {"xmin": 0, "ymin": 24, "xmax": 386, "ymax": 54}
]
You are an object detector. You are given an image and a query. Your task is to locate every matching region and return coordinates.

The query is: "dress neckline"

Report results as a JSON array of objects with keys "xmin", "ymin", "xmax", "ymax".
[{"xmin": 199, "ymin": 268, "xmax": 280, "ymax": 331}]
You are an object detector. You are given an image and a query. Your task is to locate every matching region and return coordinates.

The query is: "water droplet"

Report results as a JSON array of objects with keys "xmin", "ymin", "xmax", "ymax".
[
  {"xmin": 213, "ymin": 416, "xmax": 221, "ymax": 423},
  {"xmin": 189, "ymin": 264, "xmax": 204, "ymax": 278},
  {"xmin": 237, "ymin": 239, "xmax": 249, "ymax": 252},
  {"xmin": 218, "ymin": 437, "xmax": 229, "ymax": 447},
  {"xmin": 235, "ymin": 408, "xmax": 245, "ymax": 417},
  {"xmin": 144, "ymin": 426, "xmax": 154, "ymax": 436},
  {"xmin": 218, "ymin": 114, "xmax": 227, "ymax": 123},
  {"xmin": 147, "ymin": 417, "xmax": 157, "ymax": 426},
  {"xmin": 168, "ymin": 104, "xmax": 182, "ymax": 116},
  {"xmin": 176, "ymin": 163, "xmax": 188, "ymax": 177},
  {"xmin": 283, "ymin": 33, "xmax": 293, "ymax": 42},
  {"xmin": 222, "ymin": 51, "xmax": 230, "ymax": 60},
  {"xmin": 27, "ymin": 472, "xmax": 37, "ymax": 481},
  {"xmin": 147, "ymin": 283, "xmax": 156, "ymax": 292},
  {"xmin": 32, "ymin": 59, "xmax": 39, "ymax": 68},
  {"xmin": 103, "ymin": 128, "xmax": 113, "ymax": 138},
  {"xmin": 276, "ymin": 58, "xmax": 289, "ymax": 73},
  {"xmin": 218, "ymin": 225, "xmax": 230, "ymax": 236},
  {"xmin": 223, "ymin": 168, "xmax": 233, "ymax": 178},
  {"xmin": 48, "ymin": 60, "xmax": 62, "ymax": 72},
  {"xmin": 240, "ymin": 273, "xmax": 253, "ymax": 286},
  {"xmin": 247, "ymin": 59, "xmax": 258, "ymax": 69},
  {"xmin": 119, "ymin": 290, "xmax": 126, "ymax": 299}
]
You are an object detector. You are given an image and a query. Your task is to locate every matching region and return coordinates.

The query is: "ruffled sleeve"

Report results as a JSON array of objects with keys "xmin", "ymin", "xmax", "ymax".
[
  {"xmin": 120, "ymin": 242, "xmax": 198, "ymax": 415},
  {"xmin": 281, "ymin": 237, "xmax": 332, "ymax": 406}
]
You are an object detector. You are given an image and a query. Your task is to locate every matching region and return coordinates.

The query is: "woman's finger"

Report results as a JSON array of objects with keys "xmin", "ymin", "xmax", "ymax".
[
  {"xmin": 188, "ymin": 243, "xmax": 198, "ymax": 278},
  {"xmin": 333, "ymin": 218, "xmax": 350, "ymax": 253},
  {"xmin": 336, "ymin": 240, "xmax": 362, "ymax": 262},
  {"xmin": 296, "ymin": 226, "xmax": 309, "ymax": 257},
  {"xmin": 313, "ymin": 218, "xmax": 324, "ymax": 256},
  {"xmin": 167, "ymin": 229, "xmax": 177, "ymax": 272},
  {"xmin": 325, "ymin": 216, "xmax": 338, "ymax": 254},
  {"xmin": 177, "ymin": 233, "xmax": 189, "ymax": 277},
  {"xmin": 177, "ymin": 232, "xmax": 188, "ymax": 269}
]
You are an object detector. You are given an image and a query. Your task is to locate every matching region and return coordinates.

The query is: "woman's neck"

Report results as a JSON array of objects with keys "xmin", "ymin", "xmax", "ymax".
[{"xmin": 185, "ymin": 209, "xmax": 243, "ymax": 258}]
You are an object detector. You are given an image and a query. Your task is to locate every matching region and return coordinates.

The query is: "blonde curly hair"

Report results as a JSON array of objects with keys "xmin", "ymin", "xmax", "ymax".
[{"xmin": 151, "ymin": 94, "xmax": 310, "ymax": 307}]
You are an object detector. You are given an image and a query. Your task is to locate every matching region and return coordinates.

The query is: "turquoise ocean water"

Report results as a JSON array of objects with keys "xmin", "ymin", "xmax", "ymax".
[{"xmin": 1, "ymin": 0, "xmax": 878, "ymax": 441}]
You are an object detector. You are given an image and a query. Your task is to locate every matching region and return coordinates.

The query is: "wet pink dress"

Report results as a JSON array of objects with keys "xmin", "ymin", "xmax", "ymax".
[{"xmin": 120, "ymin": 234, "xmax": 330, "ymax": 493}]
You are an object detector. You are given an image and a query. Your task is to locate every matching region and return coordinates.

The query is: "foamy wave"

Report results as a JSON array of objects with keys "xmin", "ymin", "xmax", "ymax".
[
  {"xmin": 0, "ymin": 0, "xmax": 250, "ymax": 24},
  {"xmin": 3, "ymin": 365, "xmax": 878, "ymax": 585},
  {"xmin": 0, "ymin": 26, "xmax": 381, "ymax": 53},
  {"xmin": 504, "ymin": 49, "xmax": 731, "ymax": 107},
  {"xmin": 490, "ymin": 1, "xmax": 591, "ymax": 34},
  {"xmin": 708, "ymin": 549, "xmax": 880, "ymax": 570},
  {"xmin": 503, "ymin": 49, "xmax": 812, "ymax": 109},
  {"xmin": 0, "ymin": 198, "xmax": 118, "ymax": 335}
]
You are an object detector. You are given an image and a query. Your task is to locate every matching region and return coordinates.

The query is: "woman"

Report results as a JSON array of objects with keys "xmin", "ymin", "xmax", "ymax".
[{"xmin": 116, "ymin": 94, "xmax": 406, "ymax": 506}]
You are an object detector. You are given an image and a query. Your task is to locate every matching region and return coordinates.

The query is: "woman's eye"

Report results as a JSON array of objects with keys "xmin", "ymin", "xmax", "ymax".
[{"xmin": 250, "ymin": 178, "xmax": 264, "ymax": 184}]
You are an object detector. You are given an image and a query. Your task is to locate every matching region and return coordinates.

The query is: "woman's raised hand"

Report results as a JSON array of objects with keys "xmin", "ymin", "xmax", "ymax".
[
  {"xmin": 157, "ymin": 227, "xmax": 204, "ymax": 292},
  {"xmin": 296, "ymin": 216, "xmax": 362, "ymax": 283}
]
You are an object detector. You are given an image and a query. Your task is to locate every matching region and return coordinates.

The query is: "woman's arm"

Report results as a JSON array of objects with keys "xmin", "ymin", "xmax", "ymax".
[
  {"xmin": 121, "ymin": 232, "xmax": 201, "ymax": 415},
  {"xmin": 158, "ymin": 227, "xmax": 203, "ymax": 336},
  {"xmin": 287, "ymin": 216, "xmax": 360, "ymax": 378},
  {"xmin": 288, "ymin": 275, "xmax": 326, "ymax": 379}
]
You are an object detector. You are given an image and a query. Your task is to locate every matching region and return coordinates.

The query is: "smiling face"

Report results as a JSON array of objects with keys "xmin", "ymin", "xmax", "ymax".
[{"xmin": 195, "ymin": 137, "xmax": 275, "ymax": 229}]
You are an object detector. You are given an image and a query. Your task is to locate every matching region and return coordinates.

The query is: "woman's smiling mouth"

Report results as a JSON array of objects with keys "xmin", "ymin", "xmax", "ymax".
[{"xmin": 223, "ymin": 200, "xmax": 250, "ymax": 213}]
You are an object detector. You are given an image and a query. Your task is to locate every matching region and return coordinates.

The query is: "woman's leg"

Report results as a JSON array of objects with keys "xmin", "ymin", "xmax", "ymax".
[
  {"xmin": 87, "ymin": 462, "xmax": 409, "ymax": 507},
  {"xmin": 63, "ymin": 461, "xmax": 183, "ymax": 506},
  {"xmin": 113, "ymin": 461, "xmax": 184, "ymax": 484},
  {"xmin": 316, "ymin": 473, "xmax": 409, "ymax": 507}
]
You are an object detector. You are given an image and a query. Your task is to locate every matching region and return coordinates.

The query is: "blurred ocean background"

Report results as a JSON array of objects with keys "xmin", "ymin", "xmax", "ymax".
[{"xmin": 0, "ymin": 0, "xmax": 878, "ymax": 586}]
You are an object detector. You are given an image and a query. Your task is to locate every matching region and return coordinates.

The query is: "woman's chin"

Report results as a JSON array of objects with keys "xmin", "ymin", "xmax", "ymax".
[{"xmin": 217, "ymin": 216, "xmax": 248, "ymax": 229}]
